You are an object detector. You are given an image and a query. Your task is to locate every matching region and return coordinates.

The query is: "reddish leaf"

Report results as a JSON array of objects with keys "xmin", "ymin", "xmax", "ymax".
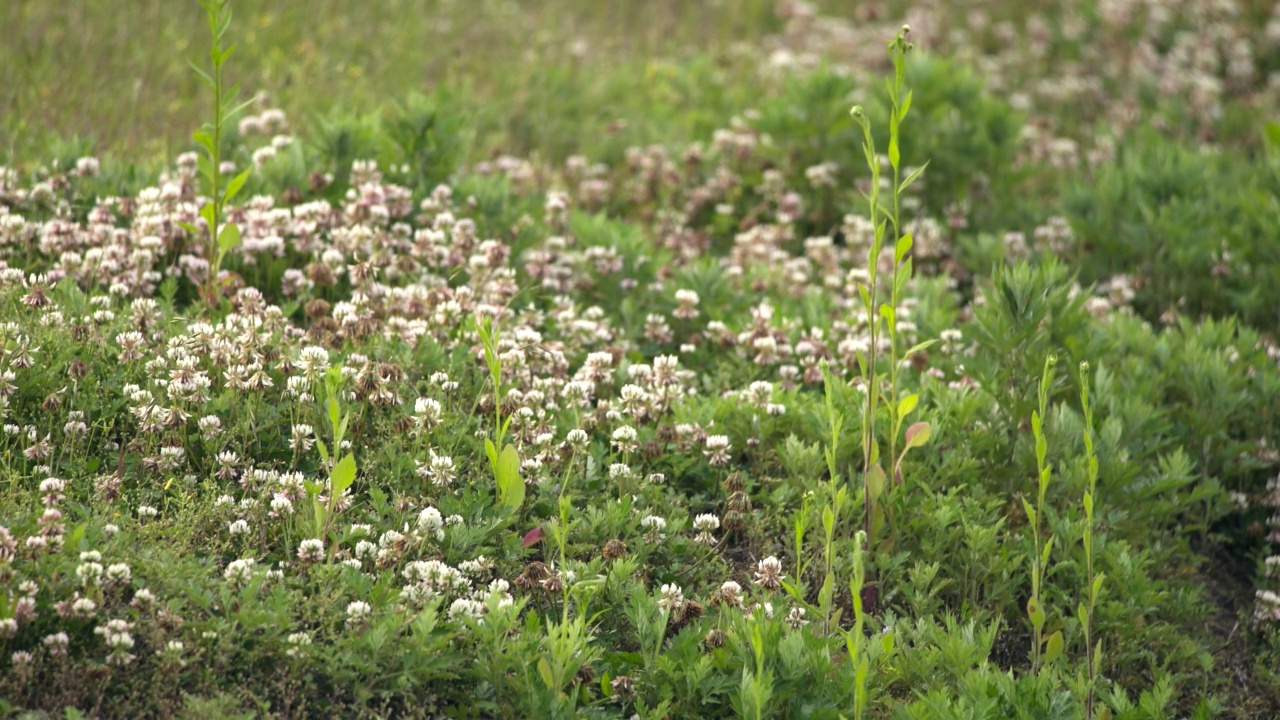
[{"xmin": 522, "ymin": 527, "xmax": 544, "ymax": 548}]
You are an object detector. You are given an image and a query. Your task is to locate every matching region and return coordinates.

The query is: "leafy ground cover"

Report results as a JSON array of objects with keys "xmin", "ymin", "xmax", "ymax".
[{"xmin": 3, "ymin": 0, "xmax": 1280, "ymax": 718}]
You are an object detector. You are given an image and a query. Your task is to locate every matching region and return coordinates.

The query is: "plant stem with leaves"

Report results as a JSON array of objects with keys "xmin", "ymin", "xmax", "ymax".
[
  {"xmin": 1078, "ymin": 361, "xmax": 1104, "ymax": 716},
  {"xmin": 185, "ymin": 0, "xmax": 253, "ymax": 310},
  {"xmin": 1023, "ymin": 354, "xmax": 1062, "ymax": 672}
]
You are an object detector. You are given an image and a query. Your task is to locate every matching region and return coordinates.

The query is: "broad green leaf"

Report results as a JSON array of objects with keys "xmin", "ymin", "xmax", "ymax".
[
  {"xmin": 897, "ymin": 394, "xmax": 919, "ymax": 420},
  {"xmin": 904, "ymin": 421, "xmax": 931, "ymax": 450},
  {"xmin": 328, "ymin": 394, "xmax": 341, "ymax": 437},
  {"xmin": 223, "ymin": 166, "xmax": 252, "ymax": 204},
  {"xmin": 329, "ymin": 453, "xmax": 357, "ymax": 497},
  {"xmin": 484, "ymin": 438, "xmax": 498, "ymax": 469},
  {"xmin": 1026, "ymin": 596, "xmax": 1045, "ymax": 632},
  {"xmin": 537, "ymin": 657, "xmax": 554, "ymax": 690},
  {"xmin": 1265, "ymin": 121, "xmax": 1280, "ymax": 153},
  {"xmin": 496, "ymin": 443, "xmax": 524, "ymax": 510},
  {"xmin": 894, "ymin": 232, "xmax": 913, "ymax": 264},
  {"xmin": 866, "ymin": 463, "xmax": 886, "ymax": 502},
  {"xmin": 1043, "ymin": 630, "xmax": 1064, "ymax": 665},
  {"xmin": 217, "ymin": 222, "xmax": 241, "ymax": 254}
]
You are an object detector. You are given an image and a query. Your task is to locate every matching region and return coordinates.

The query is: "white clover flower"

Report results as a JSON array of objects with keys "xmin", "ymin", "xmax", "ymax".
[
  {"xmin": 355, "ymin": 539, "xmax": 377, "ymax": 559},
  {"xmin": 658, "ymin": 583, "xmax": 685, "ymax": 612},
  {"xmin": 754, "ymin": 556, "xmax": 784, "ymax": 591},
  {"xmin": 566, "ymin": 428, "xmax": 589, "ymax": 446},
  {"xmin": 105, "ymin": 563, "xmax": 132, "ymax": 586},
  {"xmin": 228, "ymin": 519, "xmax": 251, "ymax": 536},
  {"xmin": 448, "ymin": 597, "xmax": 486, "ymax": 623},
  {"xmin": 224, "ymin": 558, "xmax": 256, "ymax": 585},
  {"xmin": 345, "ymin": 600, "xmax": 372, "ymax": 628},
  {"xmin": 286, "ymin": 632, "xmax": 312, "ymax": 657},
  {"xmin": 417, "ymin": 506, "xmax": 445, "ymax": 540},
  {"xmin": 137, "ymin": 505, "xmax": 159, "ymax": 520},
  {"xmin": 76, "ymin": 561, "xmax": 104, "ymax": 585},
  {"xmin": 704, "ymin": 435, "xmax": 732, "ymax": 465},
  {"xmin": 297, "ymin": 538, "xmax": 325, "ymax": 563}
]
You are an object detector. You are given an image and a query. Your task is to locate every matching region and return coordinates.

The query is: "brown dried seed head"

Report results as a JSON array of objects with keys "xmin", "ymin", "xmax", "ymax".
[
  {"xmin": 603, "ymin": 538, "xmax": 627, "ymax": 561},
  {"xmin": 704, "ymin": 628, "xmax": 727, "ymax": 649}
]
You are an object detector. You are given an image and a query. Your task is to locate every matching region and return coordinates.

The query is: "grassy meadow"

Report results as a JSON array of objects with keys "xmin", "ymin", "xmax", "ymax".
[{"xmin": 2, "ymin": 0, "xmax": 1280, "ymax": 718}]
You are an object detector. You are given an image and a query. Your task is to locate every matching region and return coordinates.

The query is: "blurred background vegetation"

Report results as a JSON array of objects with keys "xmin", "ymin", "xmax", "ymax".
[{"xmin": 1, "ymin": 0, "xmax": 833, "ymax": 165}]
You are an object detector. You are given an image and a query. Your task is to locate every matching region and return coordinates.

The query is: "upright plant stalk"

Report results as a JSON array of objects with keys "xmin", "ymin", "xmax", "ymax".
[
  {"xmin": 186, "ymin": 0, "xmax": 252, "ymax": 310},
  {"xmin": 848, "ymin": 26, "xmax": 928, "ymax": 542},
  {"xmin": 1078, "ymin": 361, "xmax": 1104, "ymax": 716},
  {"xmin": 1023, "ymin": 354, "xmax": 1062, "ymax": 672}
]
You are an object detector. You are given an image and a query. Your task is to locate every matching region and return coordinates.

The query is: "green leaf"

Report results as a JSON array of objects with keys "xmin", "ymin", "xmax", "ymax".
[
  {"xmin": 1264, "ymin": 121, "xmax": 1280, "ymax": 153},
  {"xmin": 328, "ymin": 394, "xmax": 341, "ymax": 437},
  {"xmin": 888, "ymin": 135, "xmax": 900, "ymax": 170},
  {"xmin": 192, "ymin": 130, "xmax": 214, "ymax": 151},
  {"xmin": 484, "ymin": 438, "xmax": 498, "ymax": 470},
  {"xmin": 903, "ymin": 421, "xmax": 931, "ymax": 450},
  {"xmin": 900, "ymin": 160, "xmax": 929, "ymax": 192},
  {"xmin": 897, "ymin": 394, "xmax": 919, "ymax": 421},
  {"xmin": 315, "ymin": 438, "xmax": 329, "ymax": 466},
  {"xmin": 1043, "ymin": 630, "xmax": 1064, "ymax": 665},
  {"xmin": 894, "ymin": 232, "xmax": 913, "ymax": 264},
  {"xmin": 223, "ymin": 167, "xmax": 252, "ymax": 204},
  {"xmin": 329, "ymin": 453, "xmax": 357, "ymax": 497},
  {"xmin": 496, "ymin": 443, "xmax": 524, "ymax": 510},
  {"xmin": 1026, "ymin": 596, "xmax": 1045, "ymax": 633},
  {"xmin": 866, "ymin": 463, "xmax": 886, "ymax": 502},
  {"xmin": 537, "ymin": 657, "xmax": 554, "ymax": 690},
  {"xmin": 904, "ymin": 339, "xmax": 937, "ymax": 358},
  {"xmin": 217, "ymin": 222, "xmax": 241, "ymax": 254}
]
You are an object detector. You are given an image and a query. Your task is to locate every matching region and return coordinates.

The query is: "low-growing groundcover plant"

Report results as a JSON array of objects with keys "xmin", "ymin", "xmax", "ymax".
[{"xmin": 2, "ymin": 2, "xmax": 1280, "ymax": 719}]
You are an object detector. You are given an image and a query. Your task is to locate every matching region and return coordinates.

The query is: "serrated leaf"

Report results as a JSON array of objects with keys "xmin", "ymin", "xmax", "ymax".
[
  {"xmin": 904, "ymin": 421, "xmax": 931, "ymax": 450},
  {"xmin": 496, "ymin": 443, "xmax": 524, "ymax": 510},
  {"xmin": 1043, "ymin": 630, "xmax": 1064, "ymax": 665}
]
